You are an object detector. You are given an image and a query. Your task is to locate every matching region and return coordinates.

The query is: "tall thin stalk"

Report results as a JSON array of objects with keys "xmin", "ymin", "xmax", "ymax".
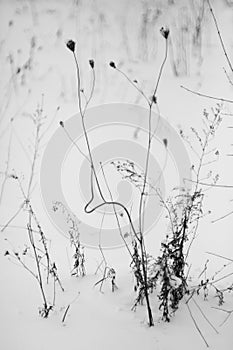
[{"xmin": 65, "ymin": 29, "xmax": 169, "ymax": 326}]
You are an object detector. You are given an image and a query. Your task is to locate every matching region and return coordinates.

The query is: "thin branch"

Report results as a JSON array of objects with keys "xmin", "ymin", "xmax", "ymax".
[
  {"xmin": 184, "ymin": 177, "xmax": 233, "ymax": 188},
  {"xmin": 84, "ymin": 165, "xmax": 139, "ymax": 239},
  {"xmin": 223, "ymin": 67, "xmax": 233, "ymax": 86},
  {"xmin": 27, "ymin": 212, "xmax": 48, "ymax": 309},
  {"xmin": 207, "ymin": 0, "xmax": 233, "ymax": 74},
  {"xmin": 115, "ymin": 67, "xmax": 150, "ymax": 105},
  {"xmin": 152, "ymin": 38, "xmax": 168, "ymax": 98},
  {"xmin": 40, "ymin": 106, "xmax": 60, "ymax": 141},
  {"xmin": 212, "ymin": 307, "xmax": 233, "ymax": 327},
  {"xmin": 186, "ymin": 301, "xmax": 209, "ymax": 348},
  {"xmin": 0, "ymin": 130, "xmax": 12, "ymax": 206},
  {"xmin": 62, "ymin": 305, "xmax": 70, "ymax": 323},
  {"xmin": 60, "ymin": 123, "xmax": 90, "ymax": 163},
  {"xmin": 206, "ymin": 251, "xmax": 233, "ymax": 262},
  {"xmin": 139, "ymin": 37, "xmax": 169, "ymax": 236},
  {"xmin": 62, "ymin": 292, "xmax": 80, "ymax": 323},
  {"xmin": 11, "ymin": 123, "xmax": 32, "ymax": 165},
  {"xmin": 192, "ymin": 297, "xmax": 219, "ymax": 334},
  {"xmin": 83, "ymin": 67, "xmax": 96, "ymax": 114},
  {"xmin": 211, "ymin": 210, "xmax": 233, "ymax": 224},
  {"xmin": 8, "ymin": 252, "xmax": 38, "ymax": 280},
  {"xmin": 100, "ymin": 162, "xmax": 134, "ymax": 256},
  {"xmin": 211, "ymin": 271, "xmax": 233, "ymax": 285},
  {"xmin": 27, "ymin": 98, "xmax": 44, "ymax": 199},
  {"xmin": 1, "ymin": 204, "xmax": 24, "ymax": 233},
  {"xmin": 180, "ymin": 85, "xmax": 233, "ymax": 104}
]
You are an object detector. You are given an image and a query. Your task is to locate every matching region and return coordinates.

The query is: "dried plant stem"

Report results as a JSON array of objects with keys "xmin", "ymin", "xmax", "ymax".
[
  {"xmin": 98, "ymin": 211, "xmax": 107, "ymax": 267},
  {"xmin": 100, "ymin": 162, "xmax": 133, "ymax": 258},
  {"xmin": 67, "ymin": 31, "xmax": 168, "ymax": 326},
  {"xmin": 17, "ymin": 174, "xmax": 52, "ymax": 285},
  {"xmin": 67, "ymin": 51, "xmax": 141, "ymax": 245},
  {"xmin": 29, "ymin": 205, "xmax": 50, "ymax": 284},
  {"xmin": 186, "ymin": 301, "xmax": 209, "ymax": 348},
  {"xmin": 184, "ymin": 178, "xmax": 233, "ymax": 189},
  {"xmin": 180, "ymin": 85, "xmax": 233, "ymax": 104},
  {"xmin": 27, "ymin": 211, "xmax": 48, "ymax": 313},
  {"xmin": 8, "ymin": 250, "xmax": 38, "ymax": 280},
  {"xmin": 115, "ymin": 68, "xmax": 150, "ymax": 105},
  {"xmin": 60, "ymin": 126, "xmax": 90, "ymax": 162},
  {"xmin": 211, "ymin": 272, "xmax": 233, "ymax": 285},
  {"xmin": 84, "ymin": 162, "xmax": 139, "ymax": 240},
  {"xmin": 152, "ymin": 38, "xmax": 168, "ymax": 98},
  {"xmin": 206, "ymin": 251, "xmax": 233, "ymax": 262},
  {"xmin": 192, "ymin": 297, "xmax": 219, "ymax": 334},
  {"xmin": 62, "ymin": 292, "xmax": 80, "ymax": 323},
  {"xmin": 1, "ymin": 204, "xmax": 24, "ymax": 233},
  {"xmin": 27, "ymin": 111, "xmax": 41, "ymax": 199},
  {"xmin": 138, "ymin": 38, "xmax": 168, "ymax": 327},
  {"xmin": 206, "ymin": 0, "xmax": 233, "ymax": 74},
  {"xmin": 62, "ymin": 305, "xmax": 70, "ymax": 323},
  {"xmin": 211, "ymin": 208, "xmax": 233, "ymax": 223},
  {"xmin": 212, "ymin": 307, "xmax": 233, "ymax": 327},
  {"xmin": 0, "ymin": 131, "xmax": 12, "ymax": 206}
]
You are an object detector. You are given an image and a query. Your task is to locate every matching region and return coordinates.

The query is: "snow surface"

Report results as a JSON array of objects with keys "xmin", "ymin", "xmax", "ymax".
[{"xmin": 0, "ymin": 0, "xmax": 233, "ymax": 349}]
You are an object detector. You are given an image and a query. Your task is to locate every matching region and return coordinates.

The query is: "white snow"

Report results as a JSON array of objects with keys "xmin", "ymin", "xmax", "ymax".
[{"xmin": 0, "ymin": 0, "xmax": 233, "ymax": 349}]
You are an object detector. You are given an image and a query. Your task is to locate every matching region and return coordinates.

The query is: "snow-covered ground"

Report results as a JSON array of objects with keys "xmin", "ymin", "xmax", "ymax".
[{"xmin": 0, "ymin": 0, "xmax": 233, "ymax": 349}]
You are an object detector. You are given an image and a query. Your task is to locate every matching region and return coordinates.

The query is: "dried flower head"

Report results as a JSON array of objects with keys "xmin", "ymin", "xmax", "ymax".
[
  {"xmin": 59, "ymin": 120, "xmax": 64, "ymax": 127},
  {"xmin": 160, "ymin": 27, "xmax": 170, "ymax": 39},
  {"xmin": 66, "ymin": 39, "xmax": 75, "ymax": 52},
  {"xmin": 89, "ymin": 59, "xmax": 95, "ymax": 69},
  {"xmin": 152, "ymin": 95, "xmax": 157, "ymax": 104},
  {"xmin": 109, "ymin": 61, "xmax": 116, "ymax": 69},
  {"xmin": 163, "ymin": 138, "xmax": 168, "ymax": 148},
  {"xmin": 10, "ymin": 174, "xmax": 18, "ymax": 180}
]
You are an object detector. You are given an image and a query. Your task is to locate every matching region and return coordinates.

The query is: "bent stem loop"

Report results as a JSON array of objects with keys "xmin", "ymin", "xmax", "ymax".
[
  {"xmin": 71, "ymin": 50, "xmax": 140, "ymax": 241},
  {"xmin": 68, "ymin": 31, "xmax": 168, "ymax": 327}
]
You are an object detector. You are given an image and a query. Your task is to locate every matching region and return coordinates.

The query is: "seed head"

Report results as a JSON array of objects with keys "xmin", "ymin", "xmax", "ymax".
[
  {"xmin": 152, "ymin": 95, "xmax": 157, "ymax": 104},
  {"xmin": 89, "ymin": 59, "xmax": 95, "ymax": 69},
  {"xmin": 109, "ymin": 61, "xmax": 116, "ymax": 69},
  {"xmin": 160, "ymin": 27, "xmax": 170, "ymax": 39},
  {"xmin": 66, "ymin": 39, "xmax": 75, "ymax": 52}
]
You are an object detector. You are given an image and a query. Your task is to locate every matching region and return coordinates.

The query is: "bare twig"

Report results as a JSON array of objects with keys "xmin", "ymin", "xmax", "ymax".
[
  {"xmin": 192, "ymin": 297, "xmax": 219, "ymax": 334},
  {"xmin": 66, "ymin": 28, "xmax": 169, "ymax": 326},
  {"xmin": 62, "ymin": 305, "xmax": 70, "ymax": 323},
  {"xmin": 206, "ymin": 0, "xmax": 233, "ymax": 74},
  {"xmin": 27, "ymin": 211, "xmax": 49, "ymax": 315},
  {"xmin": 184, "ymin": 177, "xmax": 233, "ymax": 189},
  {"xmin": 100, "ymin": 162, "xmax": 133, "ymax": 257},
  {"xmin": 211, "ymin": 307, "xmax": 233, "ymax": 327},
  {"xmin": 211, "ymin": 210, "xmax": 233, "ymax": 223},
  {"xmin": 0, "ymin": 131, "xmax": 12, "ymax": 206},
  {"xmin": 115, "ymin": 68, "xmax": 150, "ymax": 105},
  {"xmin": 206, "ymin": 251, "xmax": 233, "ymax": 262},
  {"xmin": 180, "ymin": 85, "xmax": 233, "ymax": 104},
  {"xmin": 62, "ymin": 292, "xmax": 80, "ymax": 323},
  {"xmin": 1, "ymin": 204, "xmax": 24, "ymax": 233},
  {"xmin": 186, "ymin": 301, "xmax": 209, "ymax": 348}
]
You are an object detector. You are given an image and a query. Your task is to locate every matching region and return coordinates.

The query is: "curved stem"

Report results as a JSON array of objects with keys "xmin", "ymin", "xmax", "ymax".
[
  {"xmin": 84, "ymin": 165, "xmax": 139, "ymax": 241},
  {"xmin": 152, "ymin": 39, "xmax": 168, "ymax": 98}
]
